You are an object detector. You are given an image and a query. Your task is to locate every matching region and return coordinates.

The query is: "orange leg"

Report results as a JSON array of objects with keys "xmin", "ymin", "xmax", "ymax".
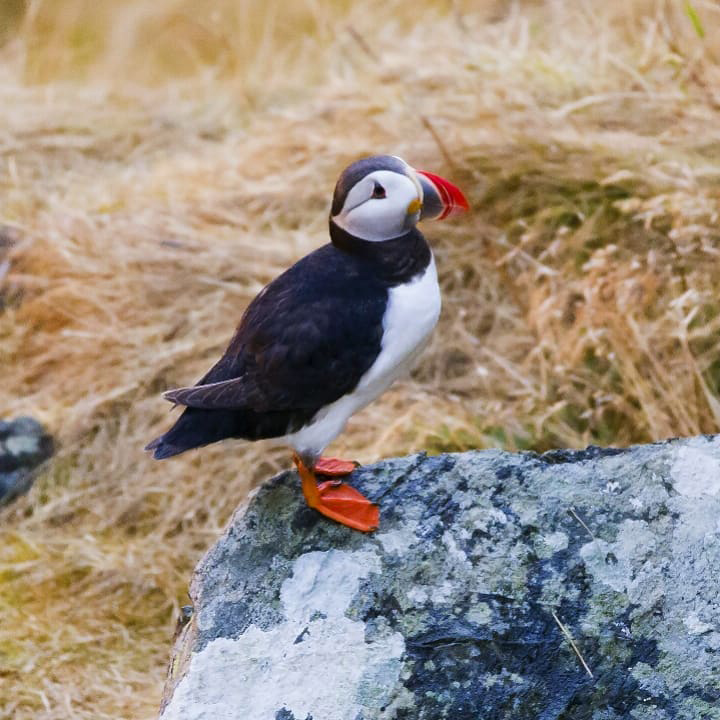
[{"xmin": 293, "ymin": 453, "xmax": 379, "ymax": 533}]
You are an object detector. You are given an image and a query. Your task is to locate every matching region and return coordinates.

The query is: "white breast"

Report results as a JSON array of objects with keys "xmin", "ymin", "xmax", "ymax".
[
  {"xmin": 357, "ymin": 255, "xmax": 441, "ymax": 394},
  {"xmin": 287, "ymin": 256, "xmax": 441, "ymax": 461}
]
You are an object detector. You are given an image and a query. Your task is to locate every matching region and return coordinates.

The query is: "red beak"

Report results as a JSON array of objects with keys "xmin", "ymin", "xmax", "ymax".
[{"xmin": 416, "ymin": 170, "xmax": 470, "ymax": 220}]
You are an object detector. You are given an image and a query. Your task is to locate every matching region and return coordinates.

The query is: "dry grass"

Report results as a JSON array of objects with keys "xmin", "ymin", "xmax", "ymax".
[{"xmin": 1, "ymin": 0, "xmax": 720, "ymax": 717}]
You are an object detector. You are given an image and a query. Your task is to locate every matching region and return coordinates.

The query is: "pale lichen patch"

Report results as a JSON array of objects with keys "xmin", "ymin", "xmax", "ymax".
[
  {"xmin": 161, "ymin": 548, "xmax": 404, "ymax": 720},
  {"xmin": 535, "ymin": 530, "xmax": 569, "ymax": 558},
  {"xmin": 280, "ymin": 549, "xmax": 380, "ymax": 622},
  {"xmin": 672, "ymin": 441, "xmax": 720, "ymax": 498},
  {"xmin": 375, "ymin": 523, "xmax": 418, "ymax": 556},
  {"xmin": 580, "ymin": 520, "xmax": 656, "ymax": 595},
  {"xmin": 683, "ymin": 612, "xmax": 714, "ymax": 636},
  {"xmin": 467, "ymin": 602, "xmax": 493, "ymax": 626},
  {"xmin": 442, "ymin": 529, "xmax": 470, "ymax": 565}
]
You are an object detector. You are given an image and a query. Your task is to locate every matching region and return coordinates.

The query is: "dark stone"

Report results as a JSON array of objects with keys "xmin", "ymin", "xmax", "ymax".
[
  {"xmin": 0, "ymin": 416, "xmax": 54, "ymax": 506},
  {"xmin": 179, "ymin": 606, "xmax": 193, "ymax": 626}
]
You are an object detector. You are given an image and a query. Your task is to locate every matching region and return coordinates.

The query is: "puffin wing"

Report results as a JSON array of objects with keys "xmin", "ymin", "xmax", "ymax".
[
  {"xmin": 162, "ymin": 378, "xmax": 249, "ymax": 409},
  {"xmin": 164, "ymin": 244, "xmax": 387, "ymax": 415}
]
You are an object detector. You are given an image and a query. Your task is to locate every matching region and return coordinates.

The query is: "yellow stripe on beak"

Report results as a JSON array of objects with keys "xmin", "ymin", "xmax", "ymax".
[{"xmin": 406, "ymin": 198, "xmax": 422, "ymax": 215}]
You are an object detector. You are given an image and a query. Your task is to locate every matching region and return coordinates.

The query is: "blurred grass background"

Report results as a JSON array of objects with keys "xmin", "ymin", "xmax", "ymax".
[{"xmin": 1, "ymin": 0, "xmax": 719, "ymax": 717}]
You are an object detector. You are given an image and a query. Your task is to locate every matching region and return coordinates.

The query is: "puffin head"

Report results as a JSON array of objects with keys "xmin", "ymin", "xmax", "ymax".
[{"xmin": 330, "ymin": 155, "xmax": 469, "ymax": 242}]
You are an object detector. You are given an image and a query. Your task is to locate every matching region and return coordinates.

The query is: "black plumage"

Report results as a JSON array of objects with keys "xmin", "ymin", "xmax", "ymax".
[{"xmin": 146, "ymin": 226, "xmax": 431, "ymax": 460}]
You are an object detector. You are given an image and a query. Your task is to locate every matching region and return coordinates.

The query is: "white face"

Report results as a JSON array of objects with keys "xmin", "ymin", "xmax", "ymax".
[{"xmin": 332, "ymin": 169, "xmax": 423, "ymax": 242}]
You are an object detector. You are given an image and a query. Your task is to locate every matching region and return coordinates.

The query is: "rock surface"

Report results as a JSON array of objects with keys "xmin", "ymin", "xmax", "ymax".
[
  {"xmin": 0, "ymin": 416, "xmax": 54, "ymax": 506},
  {"xmin": 160, "ymin": 436, "xmax": 720, "ymax": 720}
]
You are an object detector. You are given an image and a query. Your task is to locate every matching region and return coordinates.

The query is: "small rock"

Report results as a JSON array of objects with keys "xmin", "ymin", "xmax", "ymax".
[
  {"xmin": 0, "ymin": 225, "xmax": 22, "ymax": 312},
  {"xmin": 0, "ymin": 416, "xmax": 54, "ymax": 506},
  {"xmin": 0, "ymin": 224, "xmax": 21, "ymax": 255}
]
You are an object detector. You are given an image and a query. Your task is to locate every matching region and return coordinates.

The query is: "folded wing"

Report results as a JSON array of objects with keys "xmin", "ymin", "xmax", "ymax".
[{"xmin": 162, "ymin": 244, "xmax": 387, "ymax": 417}]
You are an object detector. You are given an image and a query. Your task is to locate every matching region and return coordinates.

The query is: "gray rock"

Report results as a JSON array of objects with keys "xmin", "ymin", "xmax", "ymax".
[
  {"xmin": 159, "ymin": 436, "xmax": 720, "ymax": 720},
  {"xmin": 0, "ymin": 416, "xmax": 54, "ymax": 506}
]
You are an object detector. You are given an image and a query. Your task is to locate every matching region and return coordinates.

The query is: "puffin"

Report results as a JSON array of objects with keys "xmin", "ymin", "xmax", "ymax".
[{"xmin": 146, "ymin": 155, "xmax": 468, "ymax": 532}]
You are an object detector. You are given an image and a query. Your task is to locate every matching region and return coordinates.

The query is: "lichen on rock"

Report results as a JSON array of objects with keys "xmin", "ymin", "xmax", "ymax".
[{"xmin": 160, "ymin": 436, "xmax": 720, "ymax": 720}]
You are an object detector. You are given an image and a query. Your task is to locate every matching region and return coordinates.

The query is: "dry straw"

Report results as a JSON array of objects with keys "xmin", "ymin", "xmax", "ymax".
[{"xmin": 1, "ymin": 1, "xmax": 719, "ymax": 717}]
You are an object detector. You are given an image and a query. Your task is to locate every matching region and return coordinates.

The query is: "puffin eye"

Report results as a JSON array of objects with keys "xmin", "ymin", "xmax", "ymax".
[{"xmin": 371, "ymin": 182, "xmax": 386, "ymax": 199}]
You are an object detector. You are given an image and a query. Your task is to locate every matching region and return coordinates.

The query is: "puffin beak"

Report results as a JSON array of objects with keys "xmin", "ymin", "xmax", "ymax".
[{"xmin": 415, "ymin": 170, "xmax": 470, "ymax": 221}]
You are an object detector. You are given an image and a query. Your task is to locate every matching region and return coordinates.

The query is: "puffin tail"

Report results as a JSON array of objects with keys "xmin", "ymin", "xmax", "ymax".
[
  {"xmin": 145, "ymin": 406, "xmax": 244, "ymax": 460},
  {"xmin": 144, "ymin": 433, "xmax": 186, "ymax": 460}
]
